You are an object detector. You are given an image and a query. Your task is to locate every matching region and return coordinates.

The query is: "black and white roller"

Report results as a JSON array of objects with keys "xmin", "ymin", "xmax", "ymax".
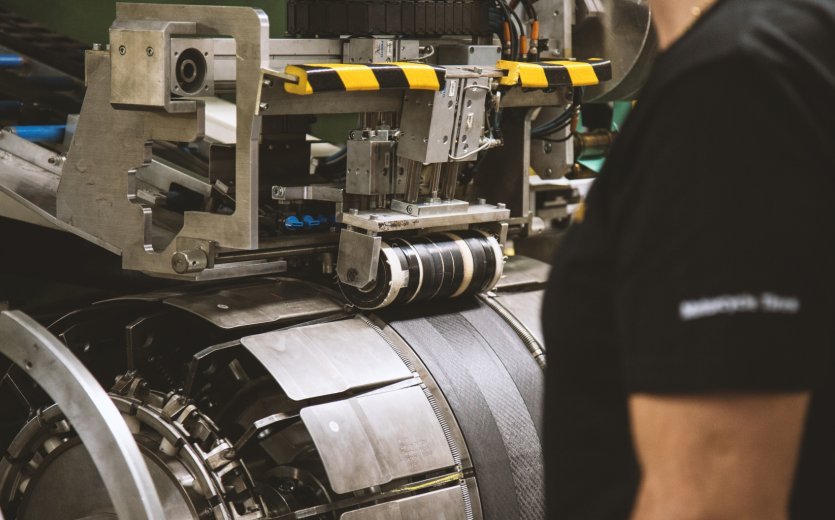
[{"xmin": 339, "ymin": 231, "xmax": 505, "ymax": 310}]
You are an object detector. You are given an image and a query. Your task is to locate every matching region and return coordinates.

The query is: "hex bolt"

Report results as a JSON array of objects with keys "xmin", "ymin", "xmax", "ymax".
[
  {"xmin": 349, "ymin": 208, "xmax": 359, "ymax": 215},
  {"xmin": 92, "ymin": 43, "xmax": 103, "ymax": 51},
  {"xmin": 118, "ymin": 45, "xmax": 126, "ymax": 55},
  {"xmin": 477, "ymin": 198, "xmax": 487, "ymax": 205},
  {"xmin": 146, "ymin": 47, "xmax": 154, "ymax": 57},
  {"xmin": 259, "ymin": 102, "xmax": 270, "ymax": 112},
  {"xmin": 497, "ymin": 202, "xmax": 507, "ymax": 209}
]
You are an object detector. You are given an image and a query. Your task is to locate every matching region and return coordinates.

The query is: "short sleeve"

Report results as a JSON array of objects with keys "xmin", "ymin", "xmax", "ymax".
[{"xmin": 613, "ymin": 57, "xmax": 835, "ymax": 393}]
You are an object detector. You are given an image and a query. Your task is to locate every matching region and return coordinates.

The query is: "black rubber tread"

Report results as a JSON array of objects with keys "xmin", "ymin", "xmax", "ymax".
[{"xmin": 382, "ymin": 296, "xmax": 545, "ymax": 520}]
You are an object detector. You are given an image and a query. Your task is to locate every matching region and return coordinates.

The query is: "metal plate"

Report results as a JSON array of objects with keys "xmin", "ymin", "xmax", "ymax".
[
  {"xmin": 164, "ymin": 278, "xmax": 344, "ymax": 329},
  {"xmin": 496, "ymin": 255, "xmax": 551, "ymax": 290},
  {"xmin": 339, "ymin": 204, "xmax": 509, "ymax": 233},
  {"xmin": 241, "ymin": 317, "xmax": 412, "ymax": 401},
  {"xmin": 341, "ymin": 486, "xmax": 467, "ymax": 520},
  {"xmin": 301, "ymin": 386, "xmax": 455, "ymax": 494}
]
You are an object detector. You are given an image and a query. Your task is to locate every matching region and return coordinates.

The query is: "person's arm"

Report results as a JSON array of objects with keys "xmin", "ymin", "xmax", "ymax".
[
  {"xmin": 629, "ymin": 393, "xmax": 809, "ymax": 520},
  {"xmin": 607, "ymin": 58, "xmax": 834, "ymax": 520}
]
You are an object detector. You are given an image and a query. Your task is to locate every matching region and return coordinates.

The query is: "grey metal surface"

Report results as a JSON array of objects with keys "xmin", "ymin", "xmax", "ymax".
[
  {"xmin": 0, "ymin": 311, "xmax": 165, "ymax": 520},
  {"xmin": 343, "ymin": 37, "xmax": 420, "ymax": 64},
  {"xmin": 339, "ymin": 203, "xmax": 510, "ymax": 233},
  {"xmin": 58, "ymin": 3, "xmax": 273, "ymax": 279},
  {"xmin": 241, "ymin": 317, "xmax": 412, "ymax": 401},
  {"xmin": 341, "ymin": 486, "xmax": 467, "ymax": 520},
  {"xmin": 574, "ymin": 0, "xmax": 656, "ymax": 101},
  {"xmin": 437, "ymin": 44, "xmax": 502, "ymax": 66},
  {"xmin": 337, "ymin": 228, "xmax": 382, "ymax": 289},
  {"xmin": 389, "ymin": 199, "xmax": 469, "ymax": 217},
  {"xmin": 301, "ymin": 385, "xmax": 455, "ymax": 494},
  {"xmin": 496, "ymin": 255, "xmax": 551, "ymax": 290},
  {"xmin": 347, "ymin": 131, "xmax": 397, "ymax": 196},
  {"xmin": 272, "ymin": 184, "xmax": 344, "ymax": 202},
  {"xmin": 398, "ymin": 87, "xmax": 459, "ymax": 164},
  {"xmin": 164, "ymin": 278, "xmax": 344, "ymax": 329},
  {"xmin": 110, "ymin": 20, "xmax": 198, "ymax": 111}
]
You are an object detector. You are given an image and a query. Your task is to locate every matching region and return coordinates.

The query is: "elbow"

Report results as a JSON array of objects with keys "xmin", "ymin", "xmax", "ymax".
[{"xmin": 630, "ymin": 475, "xmax": 790, "ymax": 520}]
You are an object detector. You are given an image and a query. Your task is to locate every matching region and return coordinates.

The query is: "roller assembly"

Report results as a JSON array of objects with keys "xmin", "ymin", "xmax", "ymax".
[{"xmin": 339, "ymin": 231, "xmax": 504, "ymax": 310}]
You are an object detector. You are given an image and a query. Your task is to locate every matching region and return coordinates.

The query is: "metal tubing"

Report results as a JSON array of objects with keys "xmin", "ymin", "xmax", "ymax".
[{"xmin": 0, "ymin": 311, "xmax": 166, "ymax": 520}]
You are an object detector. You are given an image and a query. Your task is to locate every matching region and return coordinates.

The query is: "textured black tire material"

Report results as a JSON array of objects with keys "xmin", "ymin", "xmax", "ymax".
[{"xmin": 382, "ymin": 296, "xmax": 545, "ymax": 520}]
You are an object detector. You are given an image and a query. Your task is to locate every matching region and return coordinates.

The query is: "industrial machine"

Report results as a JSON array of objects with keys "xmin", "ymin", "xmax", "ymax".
[{"xmin": 0, "ymin": 1, "xmax": 653, "ymax": 518}]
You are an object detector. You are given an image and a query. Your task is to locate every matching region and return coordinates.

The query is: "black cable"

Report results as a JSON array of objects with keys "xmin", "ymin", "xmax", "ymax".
[
  {"xmin": 496, "ymin": 0, "xmax": 519, "ymax": 60},
  {"xmin": 531, "ymin": 87, "xmax": 583, "ymax": 138},
  {"xmin": 536, "ymin": 132, "xmax": 575, "ymax": 143},
  {"xmin": 519, "ymin": 0, "xmax": 537, "ymax": 21}
]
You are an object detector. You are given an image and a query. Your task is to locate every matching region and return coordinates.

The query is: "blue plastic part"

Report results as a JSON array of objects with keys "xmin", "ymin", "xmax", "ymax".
[
  {"xmin": 284, "ymin": 215, "xmax": 304, "ymax": 230},
  {"xmin": 8, "ymin": 125, "xmax": 66, "ymax": 143},
  {"xmin": 302, "ymin": 214, "xmax": 321, "ymax": 229},
  {"xmin": 0, "ymin": 100, "xmax": 23, "ymax": 114},
  {"xmin": 0, "ymin": 54, "xmax": 24, "ymax": 69}
]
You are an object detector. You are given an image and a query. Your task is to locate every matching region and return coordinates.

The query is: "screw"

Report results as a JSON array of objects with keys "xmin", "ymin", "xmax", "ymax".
[
  {"xmin": 546, "ymin": 168, "xmax": 553, "ymax": 176},
  {"xmin": 497, "ymin": 202, "xmax": 507, "ymax": 209},
  {"xmin": 259, "ymin": 102, "xmax": 270, "ymax": 112},
  {"xmin": 349, "ymin": 208, "xmax": 359, "ymax": 215},
  {"xmin": 369, "ymin": 214, "xmax": 379, "ymax": 220},
  {"xmin": 92, "ymin": 43, "xmax": 103, "ymax": 51},
  {"xmin": 346, "ymin": 268, "xmax": 358, "ymax": 282},
  {"xmin": 543, "ymin": 142, "xmax": 553, "ymax": 153},
  {"xmin": 118, "ymin": 45, "xmax": 126, "ymax": 55},
  {"xmin": 216, "ymin": 303, "xmax": 229, "ymax": 310},
  {"xmin": 477, "ymin": 198, "xmax": 486, "ymax": 205},
  {"xmin": 263, "ymin": 77, "xmax": 274, "ymax": 87},
  {"xmin": 146, "ymin": 47, "xmax": 154, "ymax": 57}
]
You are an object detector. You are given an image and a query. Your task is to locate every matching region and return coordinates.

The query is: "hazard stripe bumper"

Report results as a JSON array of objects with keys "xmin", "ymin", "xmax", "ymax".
[
  {"xmin": 497, "ymin": 59, "xmax": 612, "ymax": 88},
  {"xmin": 284, "ymin": 62, "xmax": 446, "ymax": 95}
]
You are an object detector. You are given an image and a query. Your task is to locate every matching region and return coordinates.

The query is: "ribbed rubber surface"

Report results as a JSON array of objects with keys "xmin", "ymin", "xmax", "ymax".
[{"xmin": 382, "ymin": 296, "xmax": 544, "ymax": 520}]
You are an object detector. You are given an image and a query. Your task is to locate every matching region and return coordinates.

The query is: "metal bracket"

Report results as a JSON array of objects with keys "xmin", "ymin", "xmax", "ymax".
[{"xmin": 336, "ymin": 228, "xmax": 382, "ymax": 289}]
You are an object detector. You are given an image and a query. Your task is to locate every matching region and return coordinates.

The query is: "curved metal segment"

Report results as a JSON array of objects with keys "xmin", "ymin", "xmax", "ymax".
[{"xmin": 0, "ymin": 311, "xmax": 165, "ymax": 520}]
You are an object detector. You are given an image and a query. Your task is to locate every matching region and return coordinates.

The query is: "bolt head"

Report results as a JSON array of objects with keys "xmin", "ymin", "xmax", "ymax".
[
  {"xmin": 118, "ymin": 45, "xmax": 126, "ymax": 55},
  {"xmin": 146, "ymin": 47, "xmax": 154, "ymax": 57}
]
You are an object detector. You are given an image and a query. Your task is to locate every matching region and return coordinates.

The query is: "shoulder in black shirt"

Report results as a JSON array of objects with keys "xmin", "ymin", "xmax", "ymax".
[{"xmin": 544, "ymin": 0, "xmax": 835, "ymax": 518}]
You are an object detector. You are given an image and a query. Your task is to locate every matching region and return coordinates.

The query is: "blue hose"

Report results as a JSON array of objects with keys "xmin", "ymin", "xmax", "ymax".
[
  {"xmin": 8, "ymin": 125, "xmax": 66, "ymax": 142},
  {"xmin": 0, "ymin": 54, "xmax": 24, "ymax": 69}
]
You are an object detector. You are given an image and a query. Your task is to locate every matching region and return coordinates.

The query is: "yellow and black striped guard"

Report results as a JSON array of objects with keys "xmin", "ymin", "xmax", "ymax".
[
  {"xmin": 497, "ymin": 58, "xmax": 612, "ymax": 89},
  {"xmin": 284, "ymin": 62, "xmax": 446, "ymax": 95}
]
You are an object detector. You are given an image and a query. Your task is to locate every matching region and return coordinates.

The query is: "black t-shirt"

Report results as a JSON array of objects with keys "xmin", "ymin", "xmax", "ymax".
[{"xmin": 543, "ymin": 0, "xmax": 835, "ymax": 518}]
